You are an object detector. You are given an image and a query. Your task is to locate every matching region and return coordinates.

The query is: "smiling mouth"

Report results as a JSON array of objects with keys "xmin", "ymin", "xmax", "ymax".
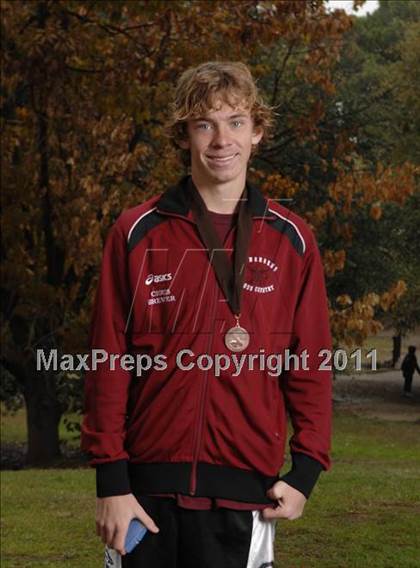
[{"xmin": 206, "ymin": 154, "xmax": 238, "ymax": 166}]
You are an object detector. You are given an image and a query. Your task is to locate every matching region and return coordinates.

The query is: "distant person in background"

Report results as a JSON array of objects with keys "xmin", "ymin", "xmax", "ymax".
[{"xmin": 400, "ymin": 346, "xmax": 420, "ymax": 397}]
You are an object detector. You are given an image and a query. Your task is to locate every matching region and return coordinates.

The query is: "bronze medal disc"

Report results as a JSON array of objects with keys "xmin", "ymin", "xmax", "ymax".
[{"xmin": 224, "ymin": 325, "xmax": 250, "ymax": 352}]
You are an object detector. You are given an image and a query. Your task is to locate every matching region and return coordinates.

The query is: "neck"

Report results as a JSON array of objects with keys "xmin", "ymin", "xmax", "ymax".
[{"xmin": 191, "ymin": 172, "xmax": 246, "ymax": 214}]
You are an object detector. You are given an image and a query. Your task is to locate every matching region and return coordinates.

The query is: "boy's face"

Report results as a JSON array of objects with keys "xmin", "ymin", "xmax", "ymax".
[{"xmin": 179, "ymin": 100, "xmax": 263, "ymax": 186}]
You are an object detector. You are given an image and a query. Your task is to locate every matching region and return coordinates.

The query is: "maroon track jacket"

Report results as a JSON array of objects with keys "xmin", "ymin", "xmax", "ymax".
[{"xmin": 80, "ymin": 175, "xmax": 333, "ymax": 504}]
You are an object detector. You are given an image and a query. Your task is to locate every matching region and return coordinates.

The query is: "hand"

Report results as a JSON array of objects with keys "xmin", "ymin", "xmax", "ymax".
[
  {"xmin": 262, "ymin": 480, "xmax": 307, "ymax": 521},
  {"xmin": 96, "ymin": 493, "xmax": 159, "ymax": 555}
]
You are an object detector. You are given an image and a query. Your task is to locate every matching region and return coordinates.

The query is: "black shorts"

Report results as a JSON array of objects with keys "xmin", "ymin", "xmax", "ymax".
[{"xmin": 104, "ymin": 496, "xmax": 276, "ymax": 568}]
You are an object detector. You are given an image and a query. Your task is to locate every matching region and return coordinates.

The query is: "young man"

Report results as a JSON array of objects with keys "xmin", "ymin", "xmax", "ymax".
[{"xmin": 81, "ymin": 61, "xmax": 333, "ymax": 568}]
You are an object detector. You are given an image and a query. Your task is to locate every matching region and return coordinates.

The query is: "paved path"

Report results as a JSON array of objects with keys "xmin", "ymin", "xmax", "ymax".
[{"xmin": 333, "ymin": 369, "xmax": 420, "ymax": 422}]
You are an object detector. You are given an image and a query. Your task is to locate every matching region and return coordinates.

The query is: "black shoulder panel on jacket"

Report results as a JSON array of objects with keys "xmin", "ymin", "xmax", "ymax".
[
  {"xmin": 127, "ymin": 208, "xmax": 167, "ymax": 253},
  {"xmin": 266, "ymin": 212, "xmax": 306, "ymax": 257}
]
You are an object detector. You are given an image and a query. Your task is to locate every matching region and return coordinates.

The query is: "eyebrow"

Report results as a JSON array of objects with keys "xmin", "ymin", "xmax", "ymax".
[{"xmin": 192, "ymin": 113, "xmax": 249, "ymax": 122}]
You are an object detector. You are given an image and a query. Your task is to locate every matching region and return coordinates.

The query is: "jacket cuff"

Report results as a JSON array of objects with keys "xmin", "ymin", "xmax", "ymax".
[
  {"xmin": 95, "ymin": 459, "xmax": 131, "ymax": 498},
  {"xmin": 278, "ymin": 452, "xmax": 324, "ymax": 499}
]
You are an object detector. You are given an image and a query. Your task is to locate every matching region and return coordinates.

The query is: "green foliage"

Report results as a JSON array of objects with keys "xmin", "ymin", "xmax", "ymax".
[{"xmin": 320, "ymin": 0, "xmax": 420, "ymax": 336}]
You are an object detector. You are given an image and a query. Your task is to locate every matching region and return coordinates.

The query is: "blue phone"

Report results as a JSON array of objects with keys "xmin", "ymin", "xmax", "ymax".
[
  {"xmin": 124, "ymin": 518, "xmax": 148, "ymax": 553},
  {"xmin": 104, "ymin": 519, "xmax": 148, "ymax": 567}
]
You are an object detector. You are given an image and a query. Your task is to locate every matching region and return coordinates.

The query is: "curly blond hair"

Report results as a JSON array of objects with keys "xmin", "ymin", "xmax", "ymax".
[{"xmin": 167, "ymin": 61, "xmax": 275, "ymax": 164}]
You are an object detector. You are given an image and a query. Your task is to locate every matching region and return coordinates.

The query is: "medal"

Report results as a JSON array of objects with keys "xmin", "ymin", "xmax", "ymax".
[
  {"xmin": 188, "ymin": 177, "xmax": 253, "ymax": 352},
  {"xmin": 224, "ymin": 315, "xmax": 250, "ymax": 352}
]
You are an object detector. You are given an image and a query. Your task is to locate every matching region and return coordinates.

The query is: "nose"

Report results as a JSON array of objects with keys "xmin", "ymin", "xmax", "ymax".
[{"xmin": 210, "ymin": 124, "xmax": 233, "ymax": 148}]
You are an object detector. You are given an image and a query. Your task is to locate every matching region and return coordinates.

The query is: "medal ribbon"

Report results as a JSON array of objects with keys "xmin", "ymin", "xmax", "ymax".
[{"xmin": 188, "ymin": 177, "xmax": 253, "ymax": 318}]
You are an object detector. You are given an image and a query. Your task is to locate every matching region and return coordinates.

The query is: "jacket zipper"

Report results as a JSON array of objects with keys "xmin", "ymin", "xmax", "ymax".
[
  {"xmin": 189, "ymin": 281, "xmax": 219, "ymax": 495},
  {"xmin": 188, "ymin": 224, "xmax": 237, "ymax": 496},
  {"xmin": 156, "ymin": 207, "xmax": 257, "ymax": 495},
  {"xmin": 156, "ymin": 205, "xmax": 211, "ymax": 495}
]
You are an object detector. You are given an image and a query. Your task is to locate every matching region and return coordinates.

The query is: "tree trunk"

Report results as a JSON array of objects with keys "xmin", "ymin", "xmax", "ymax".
[
  {"xmin": 24, "ymin": 375, "xmax": 62, "ymax": 465},
  {"xmin": 392, "ymin": 333, "xmax": 402, "ymax": 368}
]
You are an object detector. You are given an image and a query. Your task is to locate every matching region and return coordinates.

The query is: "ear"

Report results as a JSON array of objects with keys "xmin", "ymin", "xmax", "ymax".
[
  {"xmin": 251, "ymin": 126, "xmax": 263, "ymax": 146},
  {"xmin": 178, "ymin": 137, "xmax": 190, "ymax": 150}
]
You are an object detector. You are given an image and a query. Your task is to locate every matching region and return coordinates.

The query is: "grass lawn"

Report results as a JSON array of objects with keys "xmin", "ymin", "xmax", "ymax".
[
  {"xmin": 0, "ymin": 404, "xmax": 80, "ymax": 447},
  {"xmin": 2, "ymin": 408, "xmax": 420, "ymax": 567},
  {"xmin": 274, "ymin": 412, "xmax": 420, "ymax": 567}
]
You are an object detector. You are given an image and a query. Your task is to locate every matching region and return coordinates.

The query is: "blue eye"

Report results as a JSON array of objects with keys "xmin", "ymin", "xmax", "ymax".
[
  {"xmin": 197, "ymin": 123, "xmax": 212, "ymax": 130},
  {"xmin": 231, "ymin": 120, "xmax": 243, "ymax": 128}
]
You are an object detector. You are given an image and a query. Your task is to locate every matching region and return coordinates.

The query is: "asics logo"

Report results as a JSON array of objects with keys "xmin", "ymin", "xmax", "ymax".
[{"xmin": 145, "ymin": 273, "xmax": 172, "ymax": 286}]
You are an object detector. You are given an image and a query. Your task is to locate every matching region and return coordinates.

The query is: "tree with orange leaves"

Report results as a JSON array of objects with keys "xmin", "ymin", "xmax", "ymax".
[{"xmin": 1, "ymin": 0, "xmax": 417, "ymax": 463}]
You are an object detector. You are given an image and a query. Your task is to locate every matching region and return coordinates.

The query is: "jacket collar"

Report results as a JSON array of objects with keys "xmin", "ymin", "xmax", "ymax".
[{"xmin": 156, "ymin": 175, "xmax": 275, "ymax": 221}]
